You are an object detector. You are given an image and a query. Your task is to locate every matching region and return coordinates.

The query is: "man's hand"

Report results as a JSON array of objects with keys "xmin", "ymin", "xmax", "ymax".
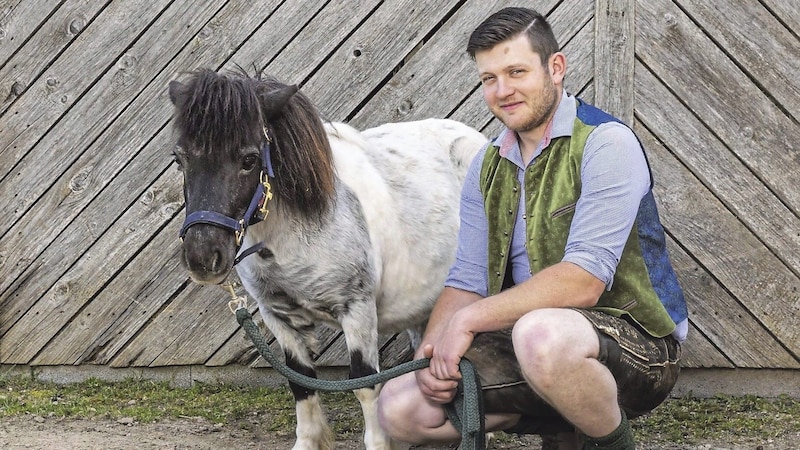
[
  {"xmin": 416, "ymin": 343, "xmax": 459, "ymax": 404},
  {"xmin": 428, "ymin": 312, "xmax": 475, "ymax": 381}
]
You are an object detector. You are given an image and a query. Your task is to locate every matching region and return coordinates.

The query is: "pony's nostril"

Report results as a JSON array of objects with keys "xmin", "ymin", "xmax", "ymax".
[{"xmin": 211, "ymin": 250, "xmax": 224, "ymax": 273}]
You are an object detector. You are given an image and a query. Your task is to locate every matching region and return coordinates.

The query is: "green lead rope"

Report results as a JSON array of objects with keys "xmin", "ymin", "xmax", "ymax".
[{"xmin": 234, "ymin": 307, "xmax": 486, "ymax": 450}]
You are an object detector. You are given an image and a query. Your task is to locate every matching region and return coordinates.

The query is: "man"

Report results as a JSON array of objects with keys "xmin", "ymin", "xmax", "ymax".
[{"xmin": 377, "ymin": 7, "xmax": 688, "ymax": 450}]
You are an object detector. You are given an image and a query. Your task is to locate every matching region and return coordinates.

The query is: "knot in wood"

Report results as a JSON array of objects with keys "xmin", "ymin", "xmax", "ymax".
[
  {"xmin": 69, "ymin": 169, "xmax": 91, "ymax": 193},
  {"xmin": 68, "ymin": 17, "xmax": 86, "ymax": 35},
  {"xmin": 140, "ymin": 190, "xmax": 155, "ymax": 205},
  {"xmin": 663, "ymin": 13, "xmax": 677, "ymax": 29},
  {"xmin": 198, "ymin": 25, "xmax": 214, "ymax": 40},
  {"xmin": 11, "ymin": 81, "xmax": 25, "ymax": 97},
  {"xmin": 53, "ymin": 282, "xmax": 71, "ymax": 300},
  {"xmin": 118, "ymin": 54, "xmax": 137, "ymax": 70},
  {"xmin": 0, "ymin": 27, "xmax": 6, "ymax": 40},
  {"xmin": 397, "ymin": 99, "xmax": 413, "ymax": 115}
]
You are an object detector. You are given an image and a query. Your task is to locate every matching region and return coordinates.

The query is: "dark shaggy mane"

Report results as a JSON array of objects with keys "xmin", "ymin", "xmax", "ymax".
[{"xmin": 170, "ymin": 67, "xmax": 335, "ymax": 220}]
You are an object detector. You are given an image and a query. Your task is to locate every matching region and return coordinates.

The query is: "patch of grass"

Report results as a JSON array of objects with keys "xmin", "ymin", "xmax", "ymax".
[
  {"xmin": 1, "ymin": 375, "xmax": 798, "ymax": 443},
  {"xmin": 0, "ymin": 376, "xmax": 297, "ymax": 429},
  {"xmin": 632, "ymin": 394, "xmax": 800, "ymax": 443}
]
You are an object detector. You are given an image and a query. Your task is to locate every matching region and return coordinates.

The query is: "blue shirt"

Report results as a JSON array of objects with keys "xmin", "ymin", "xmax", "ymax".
[{"xmin": 446, "ymin": 91, "xmax": 688, "ymax": 341}]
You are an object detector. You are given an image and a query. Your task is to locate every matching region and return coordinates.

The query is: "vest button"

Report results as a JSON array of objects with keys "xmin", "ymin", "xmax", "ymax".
[
  {"xmin": 507, "ymin": 209, "xmax": 513, "ymax": 214},
  {"xmin": 496, "ymin": 272, "xmax": 501, "ymax": 277}
]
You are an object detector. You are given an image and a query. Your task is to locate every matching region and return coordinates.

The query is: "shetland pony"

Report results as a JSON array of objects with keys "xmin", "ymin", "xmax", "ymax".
[{"xmin": 168, "ymin": 68, "xmax": 486, "ymax": 449}]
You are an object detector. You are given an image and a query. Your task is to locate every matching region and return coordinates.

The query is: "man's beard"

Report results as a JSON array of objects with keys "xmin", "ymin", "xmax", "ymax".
[{"xmin": 501, "ymin": 79, "xmax": 559, "ymax": 133}]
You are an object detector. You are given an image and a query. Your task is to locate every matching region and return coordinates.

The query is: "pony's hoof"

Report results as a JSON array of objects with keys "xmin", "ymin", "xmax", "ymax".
[{"xmin": 292, "ymin": 438, "xmax": 333, "ymax": 450}]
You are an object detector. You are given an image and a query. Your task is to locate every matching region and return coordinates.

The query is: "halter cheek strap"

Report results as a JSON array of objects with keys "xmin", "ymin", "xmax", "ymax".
[{"xmin": 179, "ymin": 128, "xmax": 274, "ymax": 265}]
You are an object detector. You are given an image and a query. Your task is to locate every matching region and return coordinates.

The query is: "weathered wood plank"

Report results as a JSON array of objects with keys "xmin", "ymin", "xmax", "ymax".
[
  {"xmin": 675, "ymin": 0, "xmax": 800, "ymax": 123},
  {"xmin": 380, "ymin": 332, "xmax": 415, "ymax": 369},
  {"xmin": 245, "ymin": 0, "xmax": 381, "ymax": 84},
  {"xmin": 0, "ymin": 0, "xmax": 223, "ymax": 244},
  {"xmin": 633, "ymin": 122, "xmax": 799, "ymax": 361},
  {"xmin": 663, "ymin": 233, "xmax": 798, "ymax": 368},
  {"xmin": 300, "ymin": 0, "xmax": 466, "ymax": 122},
  {"xmin": 594, "ymin": 0, "xmax": 635, "ymax": 124},
  {"xmin": 680, "ymin": 322, "xmax": 733, "ymax": 369},
  {"xmin": 636, "ymin": 0, "xmax": 800, "ymax": 216},
  {"xmin": 0, "ymin": 0, "xmax": 58, "ymax": 66},
  {"xmin": 28, "ymin": 215, "xmax": 186, "ymax": 365},
  {"xmin": 0, "ymin": 0, "xmax": 173, "ymax": 181},
  {"xmin": 760, "ymin": 0, "xmax": 800, "ymax": 38},
  {"xmin": 0, "ymin": 1, "xmax": 81, "ymax": 113},
  {"xmin": 0, "ymin": 167, "xmax": 182, "ymax": 364},
  {"xmin": 111, "ymin": 282, "xmax": 239, "ymax": 367}
]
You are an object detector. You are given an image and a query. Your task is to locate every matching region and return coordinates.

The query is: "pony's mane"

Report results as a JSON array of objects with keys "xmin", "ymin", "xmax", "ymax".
[{"xmin": 171, "ymin": 68, "xmax": 335, "ymax": 220}]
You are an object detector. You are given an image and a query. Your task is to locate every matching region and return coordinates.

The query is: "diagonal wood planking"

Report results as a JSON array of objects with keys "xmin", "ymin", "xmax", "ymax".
[{"xmin": 0, "ymin": 1, "xmax": 99, "ymax": 116}]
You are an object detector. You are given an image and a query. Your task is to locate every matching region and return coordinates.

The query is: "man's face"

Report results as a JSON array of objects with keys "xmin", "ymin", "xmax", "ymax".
[{"xmin": 475, "ymin": 34, "xmax": 559, "ymax": 133}]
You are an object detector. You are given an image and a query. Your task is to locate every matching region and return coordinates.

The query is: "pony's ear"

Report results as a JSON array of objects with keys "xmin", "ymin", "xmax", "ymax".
[
  {"xmin": 261, "ymin": 84, "xmax": 299, "ymax": 119},
  {"xmin": 168, "ymin": 80, "xmax": 185, "ymax": 105}
]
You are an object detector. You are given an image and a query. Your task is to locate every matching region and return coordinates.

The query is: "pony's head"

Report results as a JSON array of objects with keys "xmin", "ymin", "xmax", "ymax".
[{"xmin": 168, "ymin": 68, "xmax": 335, "ymax": 284}]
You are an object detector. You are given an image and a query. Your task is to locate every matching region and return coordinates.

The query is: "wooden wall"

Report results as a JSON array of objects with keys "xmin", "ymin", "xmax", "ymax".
[{"xmin": 1, "ymin": 0, "xmax": 798, "ymax": 382}]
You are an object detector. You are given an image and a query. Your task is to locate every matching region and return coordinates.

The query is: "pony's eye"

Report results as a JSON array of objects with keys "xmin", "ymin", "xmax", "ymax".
[{"xmin": 242, "ymin": 154, "xmax": 258, "ymax": 172}]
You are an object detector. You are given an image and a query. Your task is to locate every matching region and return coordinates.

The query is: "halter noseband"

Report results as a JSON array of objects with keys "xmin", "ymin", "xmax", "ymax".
[{"xmin": 178, "ymin": 127, "xmax": 275, "ymax": 266}]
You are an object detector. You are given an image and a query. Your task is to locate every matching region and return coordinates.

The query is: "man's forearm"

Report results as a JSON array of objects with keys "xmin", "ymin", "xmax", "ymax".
[{"xmin": 417, "ymin": 287, "xmax": 482, "ymax": 357}]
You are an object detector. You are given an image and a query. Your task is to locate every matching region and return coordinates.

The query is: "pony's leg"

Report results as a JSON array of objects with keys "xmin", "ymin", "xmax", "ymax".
[
  {"xmin": 262, "ymin": 311, "xmax": 333, "ymax": 450},
  {"xmin": 285, "ymin": 350, "xmax": 334, "ymax": 450},
  {"xmin": 339, "ymin": 302, "xmax": 398, "ymax": 450}
]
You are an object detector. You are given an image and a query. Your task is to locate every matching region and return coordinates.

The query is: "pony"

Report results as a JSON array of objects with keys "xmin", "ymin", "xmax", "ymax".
[{"xmin": 168, "ymin": 68, "xmax": 486, "ymax": 450}]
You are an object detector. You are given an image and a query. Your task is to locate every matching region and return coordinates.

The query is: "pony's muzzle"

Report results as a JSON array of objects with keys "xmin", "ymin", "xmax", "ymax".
[{"xmin": 180, "ymin": 226, "xmax": 236, "ymax": 284}]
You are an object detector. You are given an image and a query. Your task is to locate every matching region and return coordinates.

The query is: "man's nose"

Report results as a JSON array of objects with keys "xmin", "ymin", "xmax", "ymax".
[{"xmin": 496, "ymin": 78, "xmax": 514, "ymax": 98}]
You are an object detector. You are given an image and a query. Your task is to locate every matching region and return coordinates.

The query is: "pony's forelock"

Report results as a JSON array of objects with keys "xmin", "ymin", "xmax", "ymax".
[{"xmin": 172, "ymin": 69, "xmax": 264, "ymax": 153}]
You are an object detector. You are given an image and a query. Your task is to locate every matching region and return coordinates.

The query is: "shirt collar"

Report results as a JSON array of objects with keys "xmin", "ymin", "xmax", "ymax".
[{"xmin": 494, "ymin": 90, "xmax": 577, "ymax": 166}]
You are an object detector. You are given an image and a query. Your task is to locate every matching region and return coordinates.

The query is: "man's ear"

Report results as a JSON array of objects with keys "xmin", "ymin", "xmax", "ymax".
[{"xmin": 549, "ymin": 52, "xmax": 567, "ymax": 85}]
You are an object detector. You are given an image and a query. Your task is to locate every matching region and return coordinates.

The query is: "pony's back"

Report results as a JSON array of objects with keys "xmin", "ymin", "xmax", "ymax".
[{"xmin": 324, "ymin": 119, "xmax": 487, "ymax": 332}]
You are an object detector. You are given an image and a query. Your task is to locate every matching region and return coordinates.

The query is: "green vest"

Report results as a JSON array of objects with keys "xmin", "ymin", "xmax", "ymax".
[{"xmin": 480, "ymin": 107, "xmax": 678, "ymax": 338}]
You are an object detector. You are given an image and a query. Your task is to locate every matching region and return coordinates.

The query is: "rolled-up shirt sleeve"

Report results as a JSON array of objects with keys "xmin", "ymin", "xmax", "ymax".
[
  {"xmin": 562, "ymin": 122, "xmax": 651, "ymax": 289},
  {"xmin": 445, "ymin": 146, "xmax": 490, "ymax": 297}
]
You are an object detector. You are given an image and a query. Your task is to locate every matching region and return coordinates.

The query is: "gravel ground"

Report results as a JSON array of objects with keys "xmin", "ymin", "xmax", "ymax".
[{"xmin": 1, "ymin": 414, "xmax": 796, "ymax": 449}]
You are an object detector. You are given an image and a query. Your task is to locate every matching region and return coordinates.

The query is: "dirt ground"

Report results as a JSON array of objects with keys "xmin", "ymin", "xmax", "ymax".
[{"xmin": 1, "ymin": 414, "xmax": 797, "ymax": 450}]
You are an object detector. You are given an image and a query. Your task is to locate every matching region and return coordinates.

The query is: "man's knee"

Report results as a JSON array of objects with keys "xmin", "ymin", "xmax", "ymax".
[
  {"xmin": 376, "ymin": 377, "xmax": 405, "ymax": 437},
  {"xmin": 511, "ymin": 309, "xmax": 598, "ymax": 384}
]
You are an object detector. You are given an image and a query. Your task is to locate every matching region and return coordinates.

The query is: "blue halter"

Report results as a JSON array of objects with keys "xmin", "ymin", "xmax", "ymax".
[{"xmin": 179, "ymin": 128, "xmax": 275, "ymax": 265}]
